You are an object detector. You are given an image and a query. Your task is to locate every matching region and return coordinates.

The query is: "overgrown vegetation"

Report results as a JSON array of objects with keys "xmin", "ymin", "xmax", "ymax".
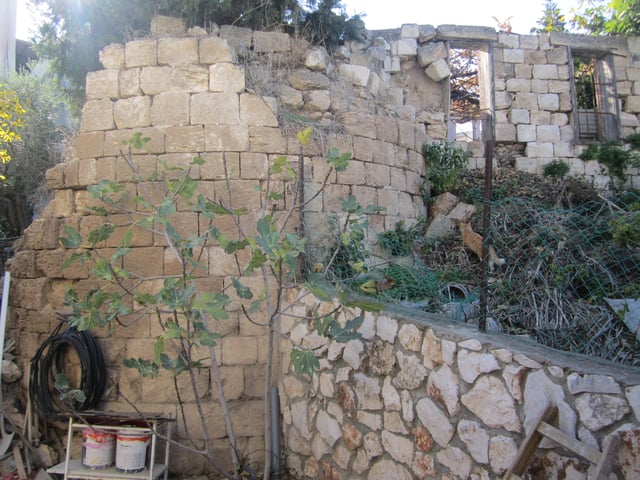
[
  {"xmin": 579, "ymin": 138, "xmax": 640, "ymax": 193},
  {"xmin": 0, "ymin": 71, "xmax": 73, "ymax": 238},
  {"xmin": 32, "ymin": 0, "xmax": 365, "ymax": 106},
  {"xmin": 58, "ymin": 130, "xmax": 381, "ymax": 479},
  {"xmin": 421, "ymin": 141, "xmax": 469, "ymax": 198}
]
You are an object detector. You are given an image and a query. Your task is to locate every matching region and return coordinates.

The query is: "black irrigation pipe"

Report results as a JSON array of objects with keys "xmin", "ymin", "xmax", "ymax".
[{"xmin": 29, "ymin": 321, "xmax": 107, "ymax": 418}]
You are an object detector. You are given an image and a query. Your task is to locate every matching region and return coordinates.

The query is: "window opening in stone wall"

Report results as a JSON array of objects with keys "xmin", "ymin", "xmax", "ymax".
[
  {"xmin": 448, "ymin": 45, "xmax": 490, "ymax": 143},
  {"xmin": 571, "ymin": 52, "xmax": 619, "ymax": 142}
]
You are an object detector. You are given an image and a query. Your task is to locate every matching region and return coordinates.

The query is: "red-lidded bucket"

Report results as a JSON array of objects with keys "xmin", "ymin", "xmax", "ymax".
[
  {"xmin": 115, "ymin": 430, "xmax": 152, "ymax": 473},
  {"xmin": 81, "ymin": 429, "xmax": 116, "ymax": 469}
]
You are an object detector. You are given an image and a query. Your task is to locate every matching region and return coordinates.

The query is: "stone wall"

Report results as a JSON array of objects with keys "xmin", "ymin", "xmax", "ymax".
[
  {"xmin": 7, "ymin": 15, "xmax": 640, "ymax": 478},
  {"xmin": 6, "ymin": 16, "xmax": 426, "ymax": 476},
  {"xmin": 278, "ymin": 306, "xmax": 640, "ymax": 479}
]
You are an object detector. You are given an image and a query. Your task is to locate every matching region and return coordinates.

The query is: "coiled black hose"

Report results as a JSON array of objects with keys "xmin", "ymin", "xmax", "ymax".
[{"xmin": 29, "ymin": 322, "xmax": 107, "ymax": 418}]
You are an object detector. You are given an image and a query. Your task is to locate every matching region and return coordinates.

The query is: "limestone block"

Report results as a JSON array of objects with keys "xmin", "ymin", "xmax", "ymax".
[
  {"xmin": 221, "ymin": 336, "xmax": 258, "ymax": 365},
  {"xmin": 494, "ymin": 90, "xmax": 513, "ymax": 109},
  {"xmin": 576, "ymin": 394, "xmax": 630, "ymax": 431},
  {"xmin": 400, "ymin": 23, "xmax": 420, "ymax": 38},
  {"xmin": 190, "ymin": 92, "xmax": 239, "ymax": 125},
  {"xmin": 276, "ymin": 84, "xmax": 303, "ymax": 109},
  {"xmin": 158, "ymin": 37, "xmax": 198, "ymax": 66},
  {"xmin": 415, "ymin": 397, "xmax": 454, "ymax": 447},
  {"xmin": 80, "ymin": 99, "xmax": 115, "ymax": 131},
  {"xmin": 392, "ymin": 38, "xmax": 417, "ymax": 57},
  {"xmin": 510, "ymin": 109, "xmax": 530, "ymax": 124},
  {"xmin": 199, "ymin": 37, "xmax": 234, "ymax": 64},
  {"xmin": 150, "ymin": 15, "xmax": 185, "ymax": 35},
  {"xmin": 425, "ymin": 58, "xmax": 450, "ymax": 82},
  {"xmin": 546, "ymin": 46, "xmax": 568, "ymax": 64},
  {"xmin": 557, "ymin": 64, "xmax": 570, "ymax": 80},
  {"xmin": 209, "ymin": 63, "xmax": 245, "ymax": 93},
  {"xmin": 621, "ymin": 111, "xmax": 640, "ymax": 127},
  {"xmin": 626, "ymin": 95, "xmax": 640, "ymax": 113},
  {"xmin": 119, "ymin": 68, "xmax": 141, "ymax": 98},
  {"xmin": 151, "ymin": 92, "xmax": 189, "ymax": 126},
  {"xmin": 495, "ymin": 123, "xmax": 516, "ymax": 142},
  {"xmin": 532, "ymin": 64, "xmax": 558, "ymax": 80},
  {"xmin": 368, "ymin": 72, "xmax": 381, "ymax": 96},
  {"xmin": 515, "ymin": 156, "xmax": 538, "ymax": 173},
  {"xmin": 418, "ymin": 25, "xmax": 437, "ymax": 43},
  {"xmin": 399, "ymin": 121, "xmax": 416, "ymax": 149},
  {"xmin": 531, "ymin": 110, "xmax": 551, "ymax": 125},
  {"xmin": 513, "ymin": 92, "xmax": 538, "ymax": 110},
  {"xmin": 458, "ymin": 420, "xmax": 489, "ymax": 464},
  {"xmin": 536, "ymin": 124, "xmax": 560, "ymax": 141},
  {"xmin": 86, "ymin": 70, "xmax": 119, "ymax": 99},
  {"xmin": 506, "ymin": 78, "xmax": 531, "ymax": 93},
  {"xmin": 461, "ymin": 376, "xmax": 520, "ymax": 432},
  {"xmin": 516, "ymin": 124, "xmax": 537, "ymax": 142},
  {"xmin": 337, "ymin": 64, "xmax": 370, "ymax": 87},
  {"xmin": 287, "ymin": 69, "xmax": 330, "ymax": 90},
  {"xmin": 339, "ymin": 112, "xmax": 376, "ymax": 139},
  {"xmin": 125, "ymin": 39, "xmax": 158, "ymax": 68},
  {"xmin": 489, "ymin": 436, "xmax": 518, "ymax": 475},
  {"xmin": 304, "ymin": 47, "xmax": 330, "ymax": 71},
  {"xmin": 526, "ymin": 141, "xmax": 553, "ymax": 158},
  {"xmin": 114, "ymin": 96, "xmax": 151, "ymax": 129},
  {"xmin": 554, "ymin": 141, "xmax": 573, "ymax": 157},
  {"xmin": 249, "ymin": 126, "xmax": 287, "ymax": 153},
  {"xmin": 417, "ymin": 42, "xmax": 447, "ymax": 68},
  {"xmin": 240, "ymin": 94, "xmax": 278, "ymax": 126},
  {"xmin": 105, "ymin": 127, "xmax": 164, "ymax": 155},
  {"xmin": 140, "ymin": 66, "xmax": 172, "ymax": 95},
  {"xmin": 503, "ymin": 49, "xmax": 524, "ymax": 63},
  {"xmin": 164, "ymin": 125, "xmax": 204, "ymax": 152},
  {"xmin": 436, "ymin": 25, "xmax": 497, "ymax": 41},
  {"xmin": 99, "ymin": 43, "xmax": 125, "ymax": 69},
  {"xmin": 538, "ymin": 93, "xmax": 560, "ymax": 111},
  {"xmin": 171, "ymin": 64, "xmax": 209, "ymax": 93},
  {"xmin": 45, "ymin": 163, "xmax": 65, "ymax": 189},
  {"xmin": 253, "ymin": 31, "xmax": 291, "ymax": 53},
  {"xmin": 522, "ymin": 40, "xmax": 542, "ymax": 55},
  {"xmin": 531, "ymin": 78, "xmax": 549, "ymax": 93},
  {"xmin": 75, "ymin": 131, "xmax": 105, "ymax": 159},
  {"xmin": 203, "ymin": 124, "xmax": 247, "ymax": 152},
  {"xmin": 498, "ymin": 32, "xmax": 519, "ymax": 48},
  {"xmin": 515, "ymin": 64, "xmax": 532, "ymax": 79}
]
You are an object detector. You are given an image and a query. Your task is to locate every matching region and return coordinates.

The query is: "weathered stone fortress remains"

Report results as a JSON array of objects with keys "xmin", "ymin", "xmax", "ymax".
[{"xmin": 7, "ymin": 16, "xmax": 640, "ymax": 479}]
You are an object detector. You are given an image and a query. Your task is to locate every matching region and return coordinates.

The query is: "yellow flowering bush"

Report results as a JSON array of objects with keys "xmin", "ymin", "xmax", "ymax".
[{"xmin": 0, "ymin": 84, "xmax": 26, "ymax": 179}]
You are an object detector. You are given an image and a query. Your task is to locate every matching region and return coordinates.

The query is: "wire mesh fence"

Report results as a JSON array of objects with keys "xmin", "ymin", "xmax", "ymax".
[{"xmin": 309, "ymin": 181, "xmax": 640, "ymax": 368}]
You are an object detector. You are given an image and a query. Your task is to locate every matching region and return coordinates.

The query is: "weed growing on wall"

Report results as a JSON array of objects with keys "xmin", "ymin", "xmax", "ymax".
[{"xmin": 58, "ymin": 129, "xmax": 381, "ymax": 480}]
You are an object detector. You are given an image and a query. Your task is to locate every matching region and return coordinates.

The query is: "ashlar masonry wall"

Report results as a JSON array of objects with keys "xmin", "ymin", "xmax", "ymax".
[{"xmin": 7, "ymin": 16, "xmax": 427, "ymax": 476}]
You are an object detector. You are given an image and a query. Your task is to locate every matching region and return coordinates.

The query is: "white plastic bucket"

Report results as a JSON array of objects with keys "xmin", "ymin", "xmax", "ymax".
[
  {"xmin": 115, "ymin": 430, "xmax": 152, "ymax": 473},
  {"xmin": 81, "ymin": 429, "xmax": 116, "ymax": 469}
]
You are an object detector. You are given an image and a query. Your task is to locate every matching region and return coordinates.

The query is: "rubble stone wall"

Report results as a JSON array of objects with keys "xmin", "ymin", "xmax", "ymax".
[{"xmin": 278, "ymin": 306, "xmax": 640, "ymax": 479}]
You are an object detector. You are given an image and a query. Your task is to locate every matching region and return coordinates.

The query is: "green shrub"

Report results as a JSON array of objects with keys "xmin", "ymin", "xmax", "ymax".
[
  {"xmin": 543, "ymin": 160, "xmax": 570, "ymax": 179},
  {"xmin": 421, "ymin": 141, "xmax": 469, "ymax": 197}
]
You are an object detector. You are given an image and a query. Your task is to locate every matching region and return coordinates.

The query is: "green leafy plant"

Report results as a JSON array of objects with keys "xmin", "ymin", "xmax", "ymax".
[
  {"xmin": 59, "ymin": 129, "xmax": 382, "ymax": 479},
  {"xmin": 377, "ymin": 220, "xmax": 421, "ymax": 257},
  {"xmin": 421, "ymin": 141, "xmax": 469, "ymax": 198},
  {"xmin": 543, "ymin": 160, "xmax": 570, "ymax": 179},
  {"xmin": 579, "ymin": 141, "xmax": 640, "ymax": 193}
]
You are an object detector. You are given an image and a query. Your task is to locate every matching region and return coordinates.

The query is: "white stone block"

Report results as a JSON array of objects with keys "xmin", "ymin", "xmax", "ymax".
[
  {"xmin": 531, "ymin": 79, "xmax": 549, "ymax": 93},
  {"xmin": 495, "ymin": 123, "xmax": 516, "ymax": 142},
  {"xmin": 400, "ymin": 24, "xmax": 420, "ymax": 38},
  {"xmin": 554, "ymin": 141, "xmax": 573, "ymax": 157},
  {"xmin": 531, "ymin": 110, "xmax": 551, "ymax": 125},
  {"xmin": 506, "ymin": 78, "xmax": 531, "ymax": 92},
  {"xmin": 538, "ymin": 93, "xmax": 560, "ymax": 111},
  {"xmin": 510, "ymin": 109, "xmax": 530, "ymax": 124},
  {"xmin": 392, "ymin": 38, "xmax": 418, "ymax": 56},
  {"xmin": 499, "ymin": 33, "xmax": 519, "ymax": 48},
  {"xmin": 517, "ymin": 124, "xmax": 536, "ymax": 142},
  {"xmin": 338, "ymin": 64, "xmax": 371, "ymax": 87},
  {"xmin": 425, "ymin": 59, "xmax": 451, "ymax": 82},
  {"xmin": 537, "ymin": 125, "xmax": 560, "ymax": 141},
  {"xmin": 494, "ymin": 91, "xmax": 513, "ymax": 109},
  {"xmin": 515, "ymin": 156, "xmax": 538, "ymax": 173},
  {"xmin": 526, "ymin": 141, "xmax": 553, "ymax": 157},
  {"xmin": 621, "ymin": 112, "xmax": 640, "ymax": 127},
  {"xmin": 551, "ymin": 113, "xmax": 569, "ymax": 126},
  {"xmin": 532, "ymin": 64, "xmax": 558, "ymax": 79},
  {"xmin": 503, "ymin": 49, "xmax": 524, "ymax": 63}
]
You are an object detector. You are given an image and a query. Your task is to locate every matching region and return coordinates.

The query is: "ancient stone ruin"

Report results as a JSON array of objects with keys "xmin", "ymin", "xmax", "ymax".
[{"xmin": 5, "ymin": 15, "xmax": 640, "ymax": 479}]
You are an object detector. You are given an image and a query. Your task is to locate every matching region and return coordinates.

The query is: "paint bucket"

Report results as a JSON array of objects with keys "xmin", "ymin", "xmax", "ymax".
[
  {"xmin": 81, "ymin": 429, "xmax": 116, "ymax": 469},
  {"xmin": 115, "ymin": 430, "xmax": 151, "ymax": 473}
]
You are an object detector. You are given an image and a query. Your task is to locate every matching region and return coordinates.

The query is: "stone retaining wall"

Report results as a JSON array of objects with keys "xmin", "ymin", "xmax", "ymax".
[{"xmin": 278, "ymin": 307, "xmax": 640, "ymax": 478}]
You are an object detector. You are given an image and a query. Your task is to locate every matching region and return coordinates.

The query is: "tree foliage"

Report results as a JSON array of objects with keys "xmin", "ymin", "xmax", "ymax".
[
  {"xmin": 0, "ymin": 71, "xmax": 73, "ymax": 237},
  {"xmin": 571, "ymin": 0, "xmax": 640, "ymax": 35},
  {"xmin": 32, "ymin": 0, "xmax": 365, "ymax": 107},
  {"xmin": 531, "ymin": 0, "xmax": 567, "ymax": 33}
]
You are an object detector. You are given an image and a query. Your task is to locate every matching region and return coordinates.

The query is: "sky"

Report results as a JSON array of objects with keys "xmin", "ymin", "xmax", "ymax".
[{"xmin": 16, "ymin": 0, "xmax": 584, "ymax": 41}]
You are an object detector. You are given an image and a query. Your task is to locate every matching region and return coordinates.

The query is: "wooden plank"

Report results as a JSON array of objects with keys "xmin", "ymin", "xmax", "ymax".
[
  {"xmin": 536, "ymin": 422, "xmax": 602, "ymax": 465},
  {"xmin": 503, "ymin": 406, "xmax": 557, "ymax": 479}
]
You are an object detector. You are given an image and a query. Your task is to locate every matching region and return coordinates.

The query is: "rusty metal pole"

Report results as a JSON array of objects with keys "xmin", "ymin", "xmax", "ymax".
[{"xmin": 479, "ymin": 112, "xmax": 494, "ymax": 332}]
